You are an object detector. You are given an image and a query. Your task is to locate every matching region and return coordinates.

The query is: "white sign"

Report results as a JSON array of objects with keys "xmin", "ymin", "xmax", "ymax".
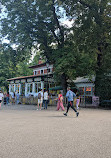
[
  {"xmin": 21, "ymin": 79, "xmax": 26, "ymax": 83},
  {"xmin": 27, "ymin": 78, "xmax": 33, "ymax": 82},
  {"xmin": 34, "ymin": 77, "xmax": 41, "ymax": 82},
  {"xmin": 15, "ymin": 80, "xmax": 20, "ymax": 83},
  {"xmin": 10, "ymin": 80, "xmax": 14, "ymax": 84}
]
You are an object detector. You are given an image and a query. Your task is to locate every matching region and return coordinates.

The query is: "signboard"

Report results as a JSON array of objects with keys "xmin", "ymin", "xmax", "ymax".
[
  {"xmin": 44, "ymin": 78, "xmax": 54, "ymax": 82},
  {"xmin": 15, "ymin": 80, "xmax": 20, "ymax": 83},
  {"xmin": 27, "ymin": 78, "xmax": 33, "ymax": 82},
  {"xmin": 92, "ymin": 96, "xmax": 99, "ymax": 106},
  {"xmin": 21, "ymin": 79, "xmax": 26, "ymax": 83},
  {"xmin": 10, "ymin": 80, "xmax": 14, "ymax": 84},
  {"xmin": 34, "ymin": 77, "xmax": 41, "ymax": 82}
]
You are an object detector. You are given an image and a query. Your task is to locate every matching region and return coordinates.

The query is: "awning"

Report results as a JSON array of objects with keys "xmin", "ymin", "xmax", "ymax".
[
  {"xmin": 49, "ymin": 86, "xmax": 77, "ymax": 91},
  {"xmin": 49, "ymin": 86, "xmax": 63, "ymax": 90}
]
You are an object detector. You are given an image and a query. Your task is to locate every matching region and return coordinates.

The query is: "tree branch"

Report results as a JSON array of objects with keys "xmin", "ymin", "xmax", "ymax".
[
  {"xmin": 52, "ymin": 0, "xmax": 64, "ymax": 45},
  {"xmin": 44, "ymin": 22, "xmax": 61, "ymax": 46},
  {"xmin": 79, "ymin": 0, "xmax": 92, "ymax": 9}
]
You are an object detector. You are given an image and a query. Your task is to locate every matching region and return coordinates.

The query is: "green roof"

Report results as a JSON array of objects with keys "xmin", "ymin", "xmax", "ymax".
[
  {"xmin": 49, "ymin": 86, "xmax": 77, "ymax": 91},
  {"xmin": 49, "ymin": 86, "xmax": 63, "ymax": 90}
]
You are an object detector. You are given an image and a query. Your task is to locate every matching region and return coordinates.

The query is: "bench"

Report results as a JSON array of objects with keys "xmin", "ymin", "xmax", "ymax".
[{"xmin": 100, "ymin": 100, "xmax": 111, "ymax": 108}]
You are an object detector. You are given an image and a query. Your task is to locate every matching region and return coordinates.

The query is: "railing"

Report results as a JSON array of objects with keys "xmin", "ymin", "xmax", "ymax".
[
  {"xmin": 80, "ymin": 96, "xmax": 99, "ymax": 107},
  {"xmin": 9, "ymin": 96, "xmax": 68, "ymax": 106},
  {"xmin": 9, "ymin": 95, "xmax": 99, "ymax": 107}
]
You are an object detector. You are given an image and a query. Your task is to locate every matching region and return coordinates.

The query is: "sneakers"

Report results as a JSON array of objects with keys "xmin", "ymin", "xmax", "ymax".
[
  {"xmin": 63, "ymin": 113, "xmax": 67, "ymax": 116},
  {"xmin": 64, "ymin": 112, "xmax": 79, "ymax": 117},
  {"xmin": 36, "ymin": 108, "xmax": 42, "ymax": 110},
  {"xmin": 76, "ymin": 112, "xmax": 79, "ymax": 117}
]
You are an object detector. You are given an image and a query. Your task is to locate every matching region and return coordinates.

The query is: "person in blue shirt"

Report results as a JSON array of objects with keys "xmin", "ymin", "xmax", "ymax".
[{"xmin": 63, "ymin": 87, "xmax": 79, "ymax": 117}]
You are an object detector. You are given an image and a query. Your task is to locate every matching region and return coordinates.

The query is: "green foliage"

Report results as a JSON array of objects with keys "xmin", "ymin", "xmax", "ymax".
[
  {"xmin": 95, "ymin": 71, "xmax": 111, "ymax": 101},
  {"xmin": 0, "ymin": 43, "xmax": 32, "ymax": 88},
  {"xmin": 29, "ymin": 50, "xmax": 41, "ymax": 66},
  {"xmin": 17, "ymin": 62, "xmax": 32, "ymax": 76},
  {"xmin": 0, "ymin": 0, "xmax": 111, "ymax": 97},
  {"xmin": 52, "ymin": 41, "xmax": 95, "ymax": 80},
  {"xmin": 62, "ymin": 0, "xmax": 111, "ymax": 99},
  {"xmin": 0, "ymin": 0, "xmax": 70, "ymax": 93}
]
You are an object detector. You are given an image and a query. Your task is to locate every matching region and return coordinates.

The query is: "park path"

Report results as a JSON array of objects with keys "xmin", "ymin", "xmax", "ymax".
[{"xmin": 0, "ymin": 104, "xmax": 111, "ymax": 158}]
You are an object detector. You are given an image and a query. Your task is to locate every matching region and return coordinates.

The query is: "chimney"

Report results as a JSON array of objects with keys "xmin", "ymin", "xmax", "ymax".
[{"xmin": 38, "ymin": 57, "xmax": 42, "ymax": 64}]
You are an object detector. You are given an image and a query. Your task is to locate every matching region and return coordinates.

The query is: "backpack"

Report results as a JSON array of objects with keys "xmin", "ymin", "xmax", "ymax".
[{"xmin": 38, "ymin": 92, "xmax": 41, "ymax": 99}]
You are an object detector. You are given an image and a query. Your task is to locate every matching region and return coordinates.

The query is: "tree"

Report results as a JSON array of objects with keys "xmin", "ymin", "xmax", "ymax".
[
  {"xmin": 62, "ymin": 0, "xmax": 111, "ymax": 100},
  {"xmin": 1, "ymin": 0, "xmax": 107, "ymax": 96},
  {"xmin": 0, "ymin": 43, "xmax": 32, "ymax": 90},
  {"xmin": 0, "ymin": 0, "xmax": 70, "ymax": 94},
  {"xmin": 30, "ymin": 49, "xmax": 41, "ymax": 66},
  {"xmin": 0, "ymin": 44, "xmax": 17, "ymax": 89}
]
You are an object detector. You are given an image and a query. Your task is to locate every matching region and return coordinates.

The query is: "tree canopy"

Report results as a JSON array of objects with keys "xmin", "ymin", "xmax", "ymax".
[
  {"xmin": 0, "ymin": 0, "xmax": 111, "ymax": 98},
  {"xmin": 0, "ymin": 43, "xmax": 32, "ymax": 90},
  {"xmin": 62, "ymin": 0, "xmax": 111, "ymax": 99}
]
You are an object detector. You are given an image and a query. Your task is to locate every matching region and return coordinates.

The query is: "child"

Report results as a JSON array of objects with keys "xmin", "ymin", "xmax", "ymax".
[{"xmin": 76, "ymin": 93, "xmax": 80, "ymax": 110}]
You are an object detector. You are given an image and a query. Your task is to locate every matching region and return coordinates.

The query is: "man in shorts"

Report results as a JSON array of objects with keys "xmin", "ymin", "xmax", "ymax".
[
  {"xmin": 37, "ymin": 89, "xmax": 43, "ymax": 110},
  {"xmin": 0, "ymin": 89, "xmax": 4, "ymax": 108}
]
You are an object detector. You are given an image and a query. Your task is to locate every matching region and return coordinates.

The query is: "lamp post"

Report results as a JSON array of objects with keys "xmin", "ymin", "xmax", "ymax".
[{"xmin": 46, "ymin": 60, "xmax": 49, "ymax": 92}]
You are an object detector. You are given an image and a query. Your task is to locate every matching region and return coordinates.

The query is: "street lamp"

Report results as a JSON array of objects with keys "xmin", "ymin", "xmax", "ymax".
[{"xmin": 46, "ymin": 60, "xmax": 49, "ymax": 91}]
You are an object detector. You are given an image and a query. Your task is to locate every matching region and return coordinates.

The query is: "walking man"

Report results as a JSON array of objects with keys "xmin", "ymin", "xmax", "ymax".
[
  {"xmin": 43, "ymin": 90, "xmax": 49, "ymax": 109},
  {"xmin": 64, "ymin": 87, "xmax": 79, "ymax": 117},
  {"xmin": 37, "ymin": 89, "xmax": 43, "ymax": 110}
]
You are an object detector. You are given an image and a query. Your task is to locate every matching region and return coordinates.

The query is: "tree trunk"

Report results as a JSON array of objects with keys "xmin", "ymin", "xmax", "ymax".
[
  {"xmin": 95, "ymin": 69, "xmax": 102, "ymax": 97},
  {"xmin": 95, "ymin": 47, "xmax": 105, "ymax": 101},
  {"xmin": 61, "ymin": 73, "xmax": 67, "ymax": 96}
]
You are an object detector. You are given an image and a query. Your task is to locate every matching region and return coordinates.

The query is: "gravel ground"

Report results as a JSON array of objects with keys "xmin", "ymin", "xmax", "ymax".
[{"xmin": 0, "ymin": 104, "xmax": 111, "ymax": 158}]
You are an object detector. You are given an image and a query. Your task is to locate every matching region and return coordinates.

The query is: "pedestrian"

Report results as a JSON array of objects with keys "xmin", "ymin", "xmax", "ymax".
[
  {"xmin": 16, "ymin": 92, "xmax": 20, "ymax": 104},
  {"xmin": 37, "ymin": 89, "xmax": 43, "ymax": 110},
  {"xmin": 76, "ymin": 93, "xmax": 80, "ymax": 110},
  {"xmin": 0, "ymin": 89, "xmax": 4, "ymax": 108},
  {"xmin": 11, "ymin": 92, "xmax": 15, "ymax": 104},
  {"xmin": 63, "ymin": 87, "xmax": 79, "ymax": 117},
  {"xmin": 56, "ymin": 91, "xmax": 65, "ymax": 111},
  {"xmin": 6, "ymin": 92, "xmax": 9, "ymax": 105},
  {"xmin": 43, "ymin": 90, "xmax": 49, "ymax": 109},
  {"xmin": 3, "ymin": 92, "xmax": 7, "ymax": 105}
]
